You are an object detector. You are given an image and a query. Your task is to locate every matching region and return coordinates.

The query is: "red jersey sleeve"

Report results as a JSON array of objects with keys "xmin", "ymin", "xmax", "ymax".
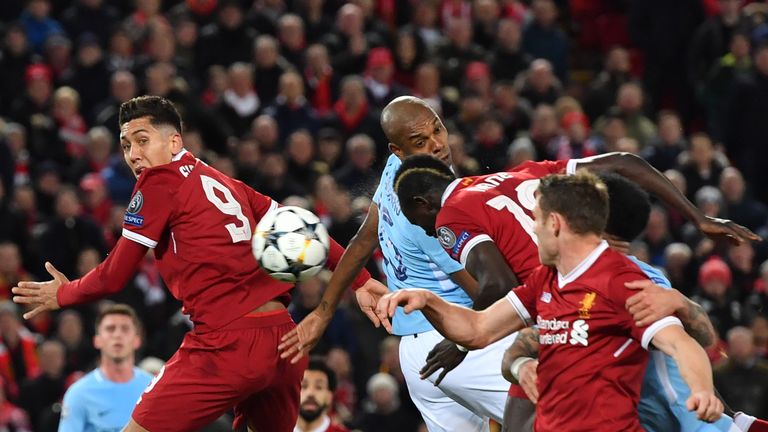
[
  {"xmin": 505, "ymin": 265, "xmax": 547, "ymax": 326},
  {"xmin": 243, "ymin": 184, "xmax": 278, "ymax": 220},
  {"xmin": 608, "ymin": 270, "xmax": 684, "ymax": 350},
  {"xmin": 58, "ymin": 238, "xmax": 147, "ymax": 307},
  {"xmin": 436, "ymin": 203, "xmax": 492, "ymax": 265},
  {"xmin": 121, "ymin": 171, "xmax": 175, "ymax": 249}
]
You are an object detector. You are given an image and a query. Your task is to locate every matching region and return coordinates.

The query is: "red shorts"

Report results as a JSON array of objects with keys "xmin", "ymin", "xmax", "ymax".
[{"xmin": 132, "ymin": 309, "xmax": 308, "ymax": 432}]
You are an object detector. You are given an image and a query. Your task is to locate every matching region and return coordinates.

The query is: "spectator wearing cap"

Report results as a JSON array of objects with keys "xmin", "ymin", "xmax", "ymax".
[
  {"xmin": 18, "ymin": 0, "xmax": 63, "ymax": 54},
  {"xmin": 364, "ymin": 47, "xmax": 408, "ymax": 109},
  {"xmin": 692, "ymin": 257, "xmax": 745, "ymax": 336},
  {"xmin": 0, "ymin": 301, "xmax": 40, "ymax": 401},
  {"xmin": 463, "ymin": 61, "xmax": 493, "ymax": 101},
  {"xmin": 9, "ymin": 64, "xmax": 53, "ymax": 138},
  {"xmin": 489, "ymin": 18, "xmax": 531, "ymax": 82},
  {"xmin": 678, "ymin": 132, "xmax": 727, "ymax": 201},
  {"xmin": 515, "ymin": 58, "xmax": 562, "ymax": 107},
  {"xmin": 80, "ymin": 173, "xmax": 113, "ymax": 227},
  {"xmin": 0, "ymin": 25, "xmax": 33, "ymax": 117},
  {"xmin": 641, "ymin": 110, "xmax": 687, "ymax": 173},
  {"xmin": 61, "ymin": 0, "xmax": 120, "ymax": 44},
  {"xmin": 720, "ymin": 167, "xmax": 768, "ymax": 232},
  {"xmin": 548, "ymin": 110, "xmax": 601, "ymax": 160},
  {"xmin": 435, "ymin": 17, "xmax": 486, "ymax": 88}
]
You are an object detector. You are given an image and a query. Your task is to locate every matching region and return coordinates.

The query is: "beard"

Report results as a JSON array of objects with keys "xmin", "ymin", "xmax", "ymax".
[{"xmin": 299, "ymin": 403, "xmax": 328, "ymax": 423}]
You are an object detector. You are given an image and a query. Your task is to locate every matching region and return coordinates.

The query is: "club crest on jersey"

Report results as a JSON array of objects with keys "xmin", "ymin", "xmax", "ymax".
[
  {"xmin": 437, "ymin": 226, "xmax": 456, "ymax": 249},
  {"xmin": 578, "ymin": 292, "xmax": 596, "ymax": 319},
  {"xmin": 127, "ymin": 191, "xmax": 144, "ymax": 214}
]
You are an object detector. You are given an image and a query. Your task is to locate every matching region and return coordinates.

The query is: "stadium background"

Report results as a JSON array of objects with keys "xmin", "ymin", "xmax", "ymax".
[{"xmin": 0, "ymin": 0, "xmax": 767, "ymax": 430}]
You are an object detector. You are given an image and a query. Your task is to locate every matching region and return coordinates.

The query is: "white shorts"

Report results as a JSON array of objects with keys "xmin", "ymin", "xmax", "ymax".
[{"xmin": 399, "ymin": 329, "xmax": 518, "ymax": 431}]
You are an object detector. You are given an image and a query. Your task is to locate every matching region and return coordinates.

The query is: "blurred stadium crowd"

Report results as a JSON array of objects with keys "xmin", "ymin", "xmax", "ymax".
[{"xmin": 1, "ymin": 0, "xmax": 768, "ymax": 430}]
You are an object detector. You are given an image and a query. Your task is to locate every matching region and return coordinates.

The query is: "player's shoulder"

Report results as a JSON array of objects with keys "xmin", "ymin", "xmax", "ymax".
[
  {"xmin": 383, "ymin": 153, "xmax": 402, "ymax": 174},
  {"xmin": 627, "ymin": 255, "xmax": 671, "ymax": 287},
  {"xmin": 509, "ymin": 159, "xmax": 567, "ymax": 176},
  {"xmin": 64, "ymin": 369, "xmax": 100, "ymax": 396},
  {"xmin": 132, "ymin": 368, "xmax": 154, "ymax": 385}
]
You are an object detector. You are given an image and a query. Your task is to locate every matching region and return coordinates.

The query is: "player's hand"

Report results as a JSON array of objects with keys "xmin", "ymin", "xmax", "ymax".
[
  {"xmin": 356, "ymin": 279, "xmax": 389, "ymax": 327},
  {"xmin": 518, "ymin": 360, "xmax": 540, "ymax": 404},
  {"xmin": 376, "ymin": 289, "xmax": 431, "ymax": 333},
  {"xmin": 278, "ymin": 310, "xmax": 329, "ymax": 364},
  {"xmin": 12, "ymin": 262, "xmax": 67, "ymax": 320},
  {"xmin": 420, "ymin": 339, "xmax": 468, "ymax": 385},
  {"xmin": 625, "ymin": 280, "xmax": 685, "ymax": 327},
  {"xmin": 687, "ymin": 390, "xmax": 724, "ymax": 422},
  {"xmin": 696, "ymin": 216, "xmax": 761, "ymax": 245}
]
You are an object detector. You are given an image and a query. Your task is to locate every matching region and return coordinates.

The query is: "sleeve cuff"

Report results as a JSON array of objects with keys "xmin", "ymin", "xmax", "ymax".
[
  {"xmin": 641, "ymin": 316, "xmax": 684, "ymax": 350},
  {"xmin": 459, "ymin": 234, "xmax": 493, "ymax": 265},
  {"xmin": 506, "ymin": 291, "xmax": 533, "ymax": 326},
  {"xmin": 566, "ymin": 159, "xmax": 580, "ymax": 175},
  {"xmin": 122, "ymin": 229, "xmax": 158, "ymax": 248}
]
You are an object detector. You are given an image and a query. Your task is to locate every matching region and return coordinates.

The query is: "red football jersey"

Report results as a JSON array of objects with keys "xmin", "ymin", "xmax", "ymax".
[
  {"xmin": 507, "ymin": 242, "xmax": 683, "ymax": 432},
  {"xmin": 122, "ymin": 150, "xmax": 291, "ymax": 332},
  {"xmin": 435, "ymin": 160, "xmax": 572, "ymax": 282}
]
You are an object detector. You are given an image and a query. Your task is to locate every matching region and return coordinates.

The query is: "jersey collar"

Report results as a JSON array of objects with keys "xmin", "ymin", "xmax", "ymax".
[
  {"xmin": 441, "ymin": 178, "xmax": 462, "ymax": 206},
  {"xmin": 171, "ymin": 149, "xmax": 188, "ymax": 162},
  {"xmin": 557, "ymin": 240, "xmax": 609, "ymax": 287}
]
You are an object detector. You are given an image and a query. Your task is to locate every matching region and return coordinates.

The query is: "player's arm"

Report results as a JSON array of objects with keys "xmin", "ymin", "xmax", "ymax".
[
  {"xmin": 650, "ymin": 325, "xmax": 724, "ymax": 422},
  {"xmin": 279, "ymin": 203, "xmax": 386, "ymax": 363},
  {"xmin": 574, "ymin": 152, "xmax": 760, "ymax": 244},
  {"xmin": 12, "ymin": 238, "xmax": 147, "ymax": 319},
  {"xmin": 625, "ymin": 280, "xmax": 717, "ymax": 348},
  {"xmin": 377, "ymin": 288, "xmax": 528, "ymax": 349}
]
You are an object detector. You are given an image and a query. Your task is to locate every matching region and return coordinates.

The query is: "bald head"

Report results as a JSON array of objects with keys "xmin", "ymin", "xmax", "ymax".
[{"xmin": 381, "ymin": 96, "xmax": 451, "ymax": 165}]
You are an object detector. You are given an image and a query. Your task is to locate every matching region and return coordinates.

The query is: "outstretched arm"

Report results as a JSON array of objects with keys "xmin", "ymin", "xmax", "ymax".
[
  {"xmin": 575, "ymin": 152, "xmax": 760, "ymax": 244},
  {"xmin": 12, "ymin": 238, "xmax": 147, "ymax": 319},
  {"xmin": 502, "ymin": 327, "xmax": 541, "ymax": 403},
  {"xmin": 651, "ymin": 325, "xmax": 723, "ymax": 422},
  {"xmin": 377, "ymin": 289, "xmax": 527, "ymax": 349},
  {"xmin": 279, "ymin": 203, "xmax": 387, "ymax": 363}
]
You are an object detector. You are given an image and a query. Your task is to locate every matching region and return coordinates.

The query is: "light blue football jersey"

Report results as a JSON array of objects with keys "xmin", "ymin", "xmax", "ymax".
[
  {"xmin": 373, "ymin": 154, "xmax": 472, "ymax": 336},
  {"xmin": 629, "ymin": 256, "xmax": 734, "ymax": 432},
  {"xmin": 59, "ymin": 367, "xmax": 153, "ymax": 432}
]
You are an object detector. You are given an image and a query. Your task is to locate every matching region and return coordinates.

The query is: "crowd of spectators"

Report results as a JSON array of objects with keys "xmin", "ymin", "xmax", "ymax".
[{"xmin": 1, "ymin": 0, "xmax": 768, "ymax": 430}]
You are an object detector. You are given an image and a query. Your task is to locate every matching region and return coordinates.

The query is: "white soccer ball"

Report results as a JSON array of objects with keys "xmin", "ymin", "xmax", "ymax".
[{"xmin": 252, "ymin": 206, "xmax": 330, "ymax": 283}]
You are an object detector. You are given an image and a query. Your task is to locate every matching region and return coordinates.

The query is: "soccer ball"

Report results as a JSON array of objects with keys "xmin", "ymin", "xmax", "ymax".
[{"xmin": 252, "ymin": 206, "xmax": 330, "ymax": 283}]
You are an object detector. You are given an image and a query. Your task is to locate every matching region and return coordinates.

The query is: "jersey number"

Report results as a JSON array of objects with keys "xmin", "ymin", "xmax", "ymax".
[
  {"xmin": 485, "ymin": 179, "xmax": 539, "ymax": 245},
  {"xmin": 201, "ymin": 175, "xmax": 252, "ymax": 243}
]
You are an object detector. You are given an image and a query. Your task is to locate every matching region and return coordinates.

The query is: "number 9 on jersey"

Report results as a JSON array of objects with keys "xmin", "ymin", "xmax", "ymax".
[{"xmin": 252, "ymin": 206, "xmax": 330, "ymax": 283}]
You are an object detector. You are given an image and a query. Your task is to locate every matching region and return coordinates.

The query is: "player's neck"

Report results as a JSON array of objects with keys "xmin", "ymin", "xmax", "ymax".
[
  {"xmin": 296, "ymin": 413, "xmax": 330, "ymax": 432},
  {"xmin": 99, "ymin": 356, "xmax": 135, "ymax": 383},
  {"xmin": 555, "ymin": 233, "xmax": 603, "ymax": 277}
]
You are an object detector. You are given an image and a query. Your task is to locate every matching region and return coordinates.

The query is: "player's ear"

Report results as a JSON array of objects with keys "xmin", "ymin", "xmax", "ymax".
[
  {"xmin": 389, "ymin": 142, "xmax": 404, "ymax": 160},
  {"xmin": 550, "ymin": 212, "xmax": 562, "ymax": 237},
  {"xmin": 93, "ymin": 334, "xmax": 102, "ymax": 350},
  {"xmin": 169, "ymin": 131, "xmax": 183, "ymax": 154}
]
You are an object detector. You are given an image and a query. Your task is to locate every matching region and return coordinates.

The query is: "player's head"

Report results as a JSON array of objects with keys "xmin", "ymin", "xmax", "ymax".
[
  {"xmin": 94, "ymin": 303, "xmax": 142, "ymax": 364},
  {"xmin": 393, "ymin": 154, "xmax": 456, "ymax": 236},
  {"xmin": 381, "ymin": 96, "xmax": 452, "ymax": 166},
  {"xmin": 598, "ymin": 172, "xmax": 651, "ymax": 242},
  {"xmin": 118, "ymin": 95, "xmax": 184, "ymax": 179},
  {"xmin": 299, "ymin": 359, "xmax": 337, "ymax": 424},
  {"xmin": 533, "ymin": 172, "xmax": 608, "ymax": 265}
]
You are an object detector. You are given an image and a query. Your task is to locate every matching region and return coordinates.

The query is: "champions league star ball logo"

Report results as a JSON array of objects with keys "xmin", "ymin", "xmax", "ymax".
[
  {"xmin": 127, "ymin": 191, "xmax": 144, "ymax": 214},
  {"xmin": 437, "ymin": 226, "xmax": 457, "ymax": 249}
]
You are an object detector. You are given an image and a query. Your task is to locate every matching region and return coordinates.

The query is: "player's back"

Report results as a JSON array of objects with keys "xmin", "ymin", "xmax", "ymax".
[
  {"xmin": 122, "ymin": 151, "xmax": 291, "ymax": 332},
  {"xmin": 437, "ymin": 160, "xmax": 569, "ymax": 283}
]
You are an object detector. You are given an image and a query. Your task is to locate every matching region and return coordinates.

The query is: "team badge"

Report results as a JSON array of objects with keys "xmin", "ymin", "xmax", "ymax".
[
  {"xmin": 578, "ymin": 292, "xmax": 597, "ymax": 319},
  {"xmin": 437, "ymin": 226, "xmax": 457, "ymax": 249},
  {"xmin": 127, "ymin": 191, "xmax": 144, "ymax": 214}
]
